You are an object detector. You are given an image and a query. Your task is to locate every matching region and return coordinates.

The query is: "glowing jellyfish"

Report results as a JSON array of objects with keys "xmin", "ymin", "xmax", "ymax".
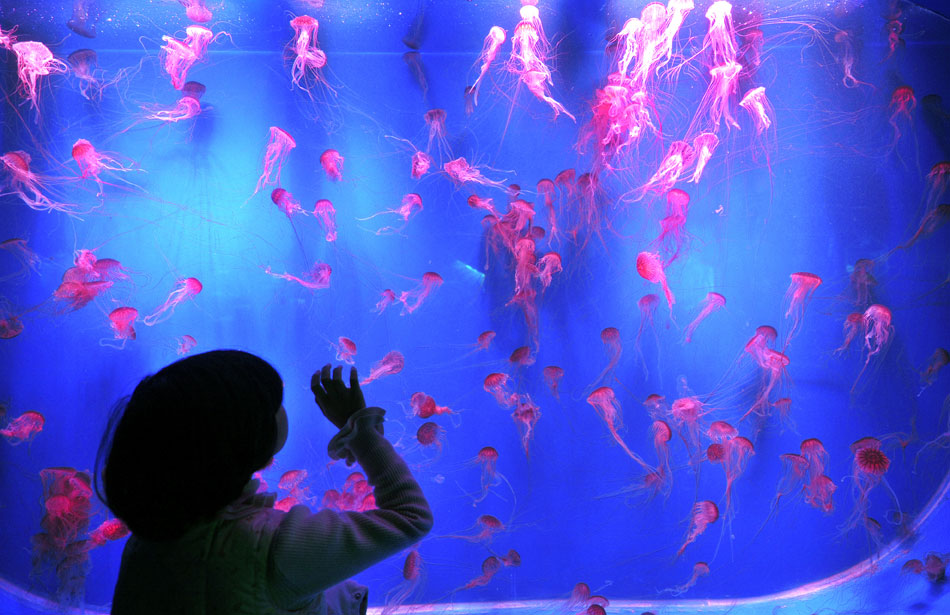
[
  {"xmin": 2, "ymin": 151, "xmax": 76, "ymax": 214},
  {"xmin": 1, "ymin": 410, "xmax": 45, "ymax": 445},
  {"xmin": 144, "ymin": 87, "xmax": 204, "ymax": 123},
  {"xmin": 0, "ymin": 238, "xmax": 40, "ymax": 281},
  {"xmin": 358, "ymin": 193, "xmax": 423, "ymax": 236},
  {"xmin": 143, "ymin": 277, "xmax": 202, "ymax": 326},
  {"xmin": 308, "ymin": 199, "xmax": 337, "ymax": 242},
  {"xmin": 888, "ymin": 85, "xmax": 916, "ymax": 147},
  {"xmin": 690, "ymin": 133, "xmax": 719, "ymax": 183},
  {"xmin": 271, "ymin": 188, "xmax": 305, "ymax": 218},
  {"xmin": 67, "ymin": 49, "xmax": 106, "ymax": 101},
  {"xmin": 834, "ymin": 312, "xmax": 864, "ymax": 355},
  {"xmin": 738, "ymin": 86, "xmax": 773, "ymax": 134},
  {"xmin": 410, "ymin": 392, "xmax": 452, "ymax": 419},
  {"xmin": 923, "ymin": 161, "xmax": 950, "ymax": 209},
  {"xmin": 88, "ymin": 518, "xmax": 129, "ymax": 547},
  {"xmin": 384, "ymin": 550, "xmax": 424, "ymax": 613},
  {"xmin": 506, "ymin": 4, "xmax": 574, "ymax": 120},
  {"xmin": 769, "ymin": 452, "xmax": 809, "ymax": 515},
  {"xmin": 0, "ymin": 26, "xmax": 16, "ymax": 50},
  {"xmin": 636, "ymin": 252, "xmax": 675, "ymax": 317},
  {"xmin": 411, "ymin": 151, "xmax": 433, "ymax": 180},
  {"xmin": 589, "ymin": 327, "xmax": 622, "ymax": 390},
  {"xmin": 177, "ymin": 334, "xmax": 197, "ymax": 355},
  {"xmin": 661, "ymin": 562, "xmax": 710, "ymax": 596},
  {"xmin": 509, "ymin": 345, "xmax": 534, "ymax": 367},
  {"xmin": 920, "ymin": 348, "xmax": 950, "ymax": 391},
  {"xmin": 399, "ymin": 271, "xmax": 442, "ymax": 314},
  {"xmin": 416, "ymin": 421, "xmax": 445, "ymax": 463},
  {"xmin": 320, "ymin": 149, "xmax": 344, "ymax": 181},
  {"xmin": 375, "ymin": 289, "xmax": 397, "ymax": 314},
  {"xmin": 361, "ymin": 350, "xmax": 405, "ymax": 385},
  {"xmin": 896, "ymin": 203, "xmax": 950, "ymax": 252},
  {"xmin": 288, "ymin": 15, "xmax": 329, "ymax": 93},
  {"xmin": 847, "ymin": 437, "xmax": 900, "ymax": 539},
  {"xmin": 265, "ymin": 262, "xmax": 331, "ymax": 290},
  {"xmin": 782, "ymin": 272, "xmax": 822, "ymax": 348},
  {"xmin": 54, "ymin": 260, "xmax": 115, "ymax": 311},
  {"xmin": 852, "ymin": 304, "xmax": 893, "ymax": 393},
  {"xmin": 278, "ymin": 469, "xmax": 310, "ymax": 501},
  {"xmin": 71, "ymin": 139, "xmax": 136, "ymax": 197},
  {"xmin": 707, "ymin": 436, "xmax": 754, "ymax": 523},
  {"xmin": 468, "ymin": 446, "xmax": 500, "ymax": 505},
  {"xmin": 676, "ymin": 500, "xmax": 719, "ymax": 558},
  {"xmin": 252, "ymin": 127, "xmax": 296, "ymax": 197},
  {"xmin": 444, "ymin": 157, "xmax": 506, "ymax": 188},
  {"xmin": 511, "ymin": 394, "xmax": 541, "ymax": 458},
  {"xmin": 634, "ymin": 294, "xmax": 659, "ymax": 379},
  {"xmin": 740, "ymin": 348, "xmax": 790, "ymax": 424},
  {"xmin": 652, "ymin": 419, "xmax": 673, "ymax": 483},
  {"xmin": 543, "ymin": 365, "xmax": 564, "ymax": 399},
  {"xmin": 639, "ymin": 140, "xmax": 694, "ymax": 199},
  {"xmin": 447, "ymin": 514, "xmax": 505, "ymax": 544},
  {"xmin": 461, "ymin": 556, "xmax": 503, "ymax": 590},
  {"xmin": 652, "ymin": 188, "xmax": 692, "ymax": 266},
  {"xmin": 834, "ymin": 30, "xmax": 869, "ymax": 88},
  {"xmin": 160, "ymin": 35, "xmax": 198, "ymax": 90},
  {"xmin": 476, "ymin": 330, "xmax": 496, "ymax": 351},
  {"xmin": 334, "ymin": 337, "xmax": 357, "ymax": 364},
  {"xmin": 484, "ymin": 373, "xmax": 515, "ymax": 408},
  {"xmin": 180, "ymin": 0, "xmax": 212, "ymax": 22},
  {"xmin": 671, "ymin": 396, "xmax": 707, "ymax": 466},
  {"xmin": 12, "ymin": 41, "xmax": 69, "ymax": 118},
  {"xmin": 104, "ymin": 307, "xmax": 138, "ymax": 349},
  {"xmin": 469, "ymin": 26, "xmax": 506, "ymax": 106},
  {"xmin": 423, "ymin": 109, "xmax": 451, "ymax": 159},
  {"xmin": 683, "ymin": 292, "xmax": 725, "ymax": 343},
  {"xmin": 586, "ymin": 387, "xmax": 654, "ymax": 472}
]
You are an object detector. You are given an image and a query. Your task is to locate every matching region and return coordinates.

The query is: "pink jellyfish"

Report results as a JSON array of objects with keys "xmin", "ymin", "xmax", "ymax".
[
  {"xmin": 484, "ymin": 373, "xmax": 516, "ymax": 408},
  {"xmin": 409, "ymin": 392, "xmax": 452, "ymax": 419},
  {"xmin": 447, "ymin": 514, "xmax": 506, "ymax": 544},
  {"xmin": 476, "ymin": 330, "xmax": 496, "ymax": 351},
  {"xmin": 846, "ymin": 437, "xmax": 898, "ymax": 538},
  {"xmin": 252, "ymin": 127, "xmax": 296, "ymax": 197},
  {"xmin": 0, "ymin": 238, "xmax": 40, "ymax": 281},
  {"xmin": 834, "ymin": 312, "xmax": 864, "ymax": 355},
  {"xmin": 358, "ymin": 193, "xmax": 423, "ymax": 236},
  {"xmin": 361, "ymin": 351, "xmax": 405, "ymax": 385},
  {"xmin": 88, "ymin": 518, "xmax": 129, "ymax": 547},
  {"xmin": 67, "ymin": 49, "xmax": 115, "ymax": 101},
  {"xmin": 265, "ymin": 262, "xmax": 331, "ymax": 290},
  {"xmin": 834, "ymin": 30, "xmax": 870, "ymax": 88},
  {"xmin": 896, "ymin": 204, "xmax": 950, "ymax": 252},
  {"xmin": 143, "ymin": 277, "xmax": 202, "ymax": 326},
  {"xmin": 684, "ymin": 292, "xmax": 726, "ymax": 343},
  {"xmin": 1, "ymin": 410, "xmax": 45, "ymax": 445},
  {"xmin": 410, "ymin": 150, "xmax": 433, "ymax": 180},
  {"xmin": 0, "ymin": 26, "xmax": 16, "ymax": 50},
  {"xmin": 443, "ymin": 157, "xmax": 507, "ymax": 188},
  {"xmin": 637, "ymin": 252, "xmax": 675, "ymax": 317},
  {"xmin": 849, "ymin": 259, "xmax": 877, "ymax": 307},
  {"xmin": 507, "ymin": 5, "xmax": 574, "ymax": 120},
  {"xmin": 590, "ymin": 327, "xmax": 622, "ymax": 389},
  {"xmin": 11, "ymin": 42, "xmax": 68, "ymax": 118},
  {"xmin": 852, "ymin": 304, "xmax": 893, "ymax": 393},
  {"xmin": 143, "ymin": 83, "xmax": 204, "ymax": 123},
  {"xmin": 923, "ymin": 161, "xmax": 950, "ymax": 209},
  {"xmin": 270, "ymin": 188, "xmax": 304, "ymax": 218},
  {"xmin": 706, "ymin": 436, "xmax": 754, "ymax": 523},
  {"xmin": 1, "ymin": 307, "xmax": 26, "ymax": 337},
  {"xmin": 424, "ymin": 109, "xmax": 451, "ymax": 159},
  {"xmin": 509, "ymin": 345, "xmax": 534, "ymax": 367},
  {"xmin": 643, "ymin": 393, "xmax": 669, "ymax": 421},
  {"xmin": 159, "ymin": 35, "xmax": 198, "ymax": 90},
  {"xmin": 767, "ymin": 453, "xmax": 809, "ymax": 519},
  {"xmin": 374, "ymin": 289, "xmax": 397, "ymax": 314},
  {"xmin": 177, "ymin": 334, "xmax": 197, "ymax": 355},
  {"xmin": 739, "ymin": 86, "xmax": 773, "ymax": 134},
  {"xmin": 320, "ymin": 149, "xmax": 344, "ymax": 181},
  {"xmin": 543, "ymin": 365, "xmax": 564, "ymax": 399},
  {"xmin": 461, "ymin": 556, "xmax": 503, "ymax": 590},
  {"xmin": 104, "ymin": 307, "xmax": 138, "ymax": 349},
  {"xmin": 416, "ymin": 422, "xmax": 445, "ymax": 460},
  {"xmin": 312, "ymin": 199, "xmax": 338, "ymax": 242},
  {"xmin": 287, "ymin": 16, "xmax": 330, "ymax": 93},
  {"xmin": 704, "ymin": 1, "xmax": 739, "ymax": 66},
  {"xmin": 638, "ymin": 141, "xmax": 694, "ymax": 198},
  {"xmin": 180, "ymin": 0, "xmax": 212, "ymax": 22},
  {"xmin": 71, "ymin": 139, "xmax": 136, "ymax": 196},
  {"xmin": 511, "ymin": 394, "xmax": 541, "ymax": 458},
  {"xmin": 920, "ymin": 348, "xmax": 950, "ymax": 390},
  {"xmin": 652, "ymin": 420, "xmax": 674, "ymax": 485},
  {"xmin": 671, "ymin": 396, "xmax": 707, "ymax": 466},
  {"xmin": 1, "ymin": 151, "xmax": 76, "ymax": 214},
  {"xmin": 634, "ymin": 294, "xmax": 659, "ymax": 379},
  {"xmin": 586, "ymin": 387, "xmax": 654, "ymax": 472},
  {"xmin": 334, "ymin": 337, "xmax": 357, "ymax": 364},
  {"xmin": 399, "ymin": 271, "xmax": 442, "ymax": 314},
  {"xmin": 469, "ymin": 26, "xmax": 506, "ymax": 107},
  {"xmin": 782, "ymin": 272, "xmax": 822, "ymax": 348},
  {"xmin": 888, "ymin": 85, "xmax": 916, "ymax": 147},
  {"xmin": 537, "ymin": 252, "xmax": 561, "ymax": 289},
  {"xmin": 661, "ymin": 562, "xmax": 710, "ymax": 596},
  {"xmin": 652, "ymin": 188, "xmax": 692, "ymax": 266},
  {"xmin": 676, "ymin": 500, "xmax": 719, "ymax": 558},
  {"xmin": 384, "ymin": 550, "xmax": 424, "ymax": 612},
  {"xmin": 690, "ymin": 133, "xmax": 719, "ymax": 183}
]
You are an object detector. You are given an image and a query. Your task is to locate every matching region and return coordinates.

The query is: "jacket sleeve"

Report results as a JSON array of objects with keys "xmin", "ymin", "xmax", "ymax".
[{"xmin": 266, "ymin": 407, "xmax": 434, "ymax": 605}]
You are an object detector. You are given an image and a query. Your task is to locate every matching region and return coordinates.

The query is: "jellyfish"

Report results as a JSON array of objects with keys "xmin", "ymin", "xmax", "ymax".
[
  {"xmin": 469, "ymin": 26, "xmax": 506, "ymax": 107},
  {"xmin": 409, "ymin": 392, "xmax": 452, "ymax": 419},
  {"xmin": 143, "ymin": 277, "xmax": 202, "ymax": 326},
  {"xmin": 320, "ymin": 149, "xmax": 344, "ymax": 181},
  {"xmin": 895, "ymin": 204, "xmax": 950, "ymax": 252},
  {"xmin": 278, "ymin": 469, "xmax": 311, "ymax": 502},
  {"xmin": 87, "ymin": 518, "xmax": 129, "ymax": 547},
  {"xmin": 159, "ymin": 35, "xmax": 198, "ymax": 90},
  {"xmin": 589, "ymin": 327, "xmax": 622, "ymax": 390},
  {"xmin": 383, "ymin": 550, "xmax": 424, "ymax": 614},
  {"xmin": 693, "ymin": 60, "xmax": 743, "ymax": 135},
  {"xmin": 586, "ymin": 387, "xmax": 654, "ymax": 472},
  {"xmin": 443, "ymin": 157, "xmax": 507, "ymax": 188},
  {"xmin": 464, "ymin": 446, "xmax": 501, "ymax": 505},
  {"xmin": 1, "ymin": 151, "xmax": 77, "ymax": 214},
  {"xmin": 634, "ymin": 294, "xmax": 660, "ymax": 380},
  {"xmin": 33, "ymin": 468, "xmax": 94, "ymax": 602},
  {"xmin": 288, "ymin": 16, "xmax": 329, "ymax": 93},
  {"xmin": 636, "ymin": 252, "xmax": 675, "ymax": 317},
  {"xmin": 358, "ymin": 193, "xmax": 423, "ymax": 236},
  {"xmin": 252, "ymin": 127, "xmax": 296, "ymax": 197},
  {"xmin": 334, "ymin": 337, "xmax": 357, "ymax": 364},
  {"xmin": 423, "ymin": 109, "xmax": 451, "ymax": 159},
  {"xmin": 446, "ymin": 514, "xmax": 506, "ymax": 545},
  {"xmin": 740, "ymin": 348, "xmax": 790, "ymax": 424},
  {"xmin": 103, "ymin": 307, "xmax": 138, "ymax": 349},
  {"xmin": 923, "ymin": 161, "xmax": 950, "ymax": 210},
  {"xmin": 739, "ymin": 86, "xmax": 773, "ymax": 134},
  {"xmin": 399, "ymin": 271, "xmax": 442, "ymax": 314},
  {"xmin": 834, "ymin": 30, "xmax": 869, "ymax": 88},
  {"xmin": 920, "ymin": 348, "xmax": 950, "ymax": 391},
  {"xmin": 184, "ymin": 25, "xmax": 226, "ymax": 60},
  {"xmin": 179, "ymin": 0, "xmax": 212, "ymax": 22},
  {"xmin": 511, "ymin": 394, "xmax": 541, "ymax": 458},
  {"xmin": 652, "ymin": 420, "xmax": 674, "ymax": 484},
  {"xmin": 782, "ymin": 272, "xmax": 822, "ymax": 349},
  {"xmin": 416, "ymin": 421, "xmax": 445, "ymax": 464},
  {"xmin": 684, "ymin": 292, "xmax": 726, "ymax": 343},
  {"xmin": 543, "ymin": 366, "xmax": 564, "ymax": 399},
  {"xmin": 1, "ymin": 312, "xmax": 24, "ymax": 340},
  {"xmin": 661, "ymin": 562, "xmax": 710, "ymax": 596},
  {"xmin": 402, "ymin": 51, "xmax": 428, "ymax": 99},
  {"xmin": 360, "ymin": 351, "xmax": 405, "ymax": 385},
  {"xmin": 638, "ymin": 141, "xmax": 694, "ymax": 198},
  {"xmin": 671, "ymin": 397, "xmax": 707, "ymax": 467},
  {"xmin": 375, "ymin": 289, "xmax": 397, "ymax": 314},
  {"xmin": 268, "ymin": 188, "xmax": 303, "ymax": 219},
  {"xmin": 0, "ymin": 238, "xmax": 40, "ymax": 282},
  {"xmin": 461, "ymin": 556, "xmax": 503, "ymax": 590},
  {"xmin": 177, "ymin": 334, "xmax": 197, "ymax": 355},
  {"xmin": 509, "ymin": 345, "xmax": 534, "ymax": 368},
  {"xmin": 1, "ymin": 410, "xmax": 45, "ymax": 445},
  {"xmin": 846, "ymin": 437, "xmax": 900, "ymax": 539},
  {"xmin": 305, "ymin": 198, "xmax": 337, "ymax": 242},
  {"xmin": 12, "ymin": 42, "xmax": 69, "ymax": 118},
  {"xmin": 66, "ymin": 49, "xmax": 107, "ymax": 100},
  {"xmin": 690, "ymin": 133, "xmax": 719, "ymax": 183},
  {"xmin": 265, "ymin": 262, "xmax": 331, "ymax": 290},
  {"xmin": 676, "ymin": 500, "xmax": 719, "ymax": 558},
  {"xmin": 71, "ymin": 139, "xmax": 136, "ymax": 197},
  {"xmin": 848, "ymin": 258, "xmax": 877, "ymax": 308},
  {"xmin": 484, "ymin": 373, "xmax": 516, "ymax": 408},
  {"xmin": 143, "ymin": 91, "xmax": 203, "ymax": 123},
  {"xmin": 888, "ymin": 85, "xmax": 916, "ymax": 147},
  {"xmin": 706, "ymin": 436, "xmax": 754, "ymax": 524},
  {"xmin": 834, "ymin": 312, "xmax": 864, "ymax": 356},
  {"xmin": 0, "ymin": 26, "xmax": 17, "ymax": 50},
  {"xmin": 852, "ymin": 304, "xmax": 894, "ymax": 394},
  {"xmin": 652, "ymin": 189, "xmax": 692, "ymax": 266},
  {"xmin": 767, "ymin": 453, "xmax": 810, "ymax": 519},
  {"xmin": 476, "ymin": 330, "xmax": 496, "ymax": 351}
]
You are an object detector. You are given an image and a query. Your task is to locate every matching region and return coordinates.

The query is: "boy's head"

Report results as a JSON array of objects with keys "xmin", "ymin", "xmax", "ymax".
[{"xmin": 98, "ymin": 350, "xmax": 283, "ymax": 541}]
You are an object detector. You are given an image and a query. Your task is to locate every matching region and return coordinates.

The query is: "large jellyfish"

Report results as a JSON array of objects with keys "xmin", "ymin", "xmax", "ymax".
[
  {"xmin": 159, "ymin": 35, "xmax": 198, "ymax": 90},
  {"xmin": 11, "ymin": 42, "xmax": 68, "ymax": 119},
  {"xmin": 505, "ymin": 3, "xmax": 574, "ymax": 120},
  {"xmin": 143, "ymin": 277, "xmax": 202, "ymax": 326},
  {"xmin": 683, "ymin": 292, "xmax": 726, "ymax": 343}
]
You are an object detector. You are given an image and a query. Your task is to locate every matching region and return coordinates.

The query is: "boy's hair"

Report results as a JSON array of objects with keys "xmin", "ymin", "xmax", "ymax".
[{"xmin": 96, "ymin": 350, "xmax": 282, "ymax": 541}]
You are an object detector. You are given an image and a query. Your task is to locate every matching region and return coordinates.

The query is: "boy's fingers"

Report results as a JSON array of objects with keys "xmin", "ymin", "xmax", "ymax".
[{"xmin": 349, "ymin": 366, "xmax": 359, "ymax": 389}]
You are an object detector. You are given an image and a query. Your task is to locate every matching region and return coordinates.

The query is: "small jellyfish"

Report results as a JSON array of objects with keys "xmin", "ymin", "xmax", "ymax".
[
  {"xmin": 738, "ymin": 86, "xmax": 773, "ymax": 134},
  {"xmin": 706, "ymin": 436, "xmax": 754, "ymax": 524},
  {"xmin": 334, "ymin": 337, "xmax": 357, "ymax": 364},
  {"xmin": 468, "ymin": 446, "xmax": 500, "ymax": 505},
  {"xmin": 443, "ymin": 157, "xmax": 507, "ymax": 188},
  {"xmin": 543, "ymin": 365, "xmax": 564, "ymax": 399},
  {"xmin": 469, "ymin": 26, "xmax": 506, "ymax": 107},
  {"xmin": 536, "ymin": 252, "xmax": 562, "ymax": 289},
  {"xmin": 71, "ymin": 139, "xmax": 136, "ymax": 197},
  {"xmin": 0, "ymin": 26, "xmax": 16, "ymax": 50},
  {"xmin": 652, "ymin": 188, "xmax": 692, "ymax": 266},
  {"xmin": 683, "ymin": 292, "xmax": 726, "ymax": 343},
  {"xmin": 476, "ymin": 330, "xmax": 496, "ymax": 351},
  {"xmin": 411, "ymin": 151, "xmax": 433, "ymax": 180},
  {"xmin": 846, "ymin": 437, "xmax": 900, "ymax": 540},
  {"xmin": 416, "ymin": 421, "xmax": 445, "ymax": 462},
  {"xmin": 403, "ymin": 51, "xmax": 428, "ymax": 99},
  {"xmin": 176, "ymin": 334, "xmax": 197, "ymax": 355},
  {"xmin": 179, "ymin": 0, "xmax": 212, "ymax": 22},
  {"xmin": 159, "ymin": 35, "xmax": 198, "ymax": 90},
  {"xmin": 834, "ymin": 30, "xmax": 870, "ymax": 89},
  {"xmin": 690, "ymin": 132, "xmax": 719, "ymax": 183},
  {"xmin": 252, "ymin": 127, "xmax": 296, "ymax": 197},
  {"xmin": 384, "ymin": 550, "xmax": 424, "ymax": 613},
  {"xmin": 66, "ymin": 49, "xmax": 111, "ymax": 101},
  {"xmin": 920, "ymin": 348, "xmax": 950, "ymax": 391},
  {"xmin": 288, "ymin": 15, "xmax": 330, "ymax": 93},
  {"xmin": 143, "ymin": 90, "xmax": 203, "ymax": 123},
  {"xmin": 461, "ymin": 556, "xmax": 503, "ymax": 590},
  {"xmin": 0, "ymin": 238, "xmax": 41, "ymax": 282},
  {"xmin": 1, "ymin": 410, "xmax": 45, "ymax": 445},
  {"xmin": 888, "ymin": 85, "xmax": 916, "ymax": 147},
  {"xmin": 87, "ymin": 518, "xmax": 129, "ymax": 547},
  {"xmin": 509, "ymin": 345, "xmax": 534, "ymax": 367},
  {"xmin": 586, "ymin": 387, "xmax": 654, "ymax": 472},
  {"xmin": 676, "ymin": 500, "xmax": 719, "ymax": 558},
  {"xmin": 358, "ymin": 193, "xmax": 423, "ymax": 236},
  {"xmin": 768, "ymin": 453, "xmax": 809, "ymax": 517},
  {"xmin": 638, "ymin": 141, "xmax": 694, "ymax": 198},
  {"xmin": 270, "ymin": 188, "xmax": 304, "ymax": 219},
  {"xmin": 782, "ymin": 272, "xmax": 822, "ymax": 349},
  {"xmin": 852, "ymin": 304, "xmax": 894, "ymax": 394},
  {"xmin": 636, "ymin": 252, "xmax": 675, "ymax": 317},
  {"xmin": 635, "ymin": 294, "xmax": 659, "ymax": 379},
  {"xmin": 849, "ymin": 259, "xmax": 877, "ymax": 308},
  {"xmin": 320, "ymin": 149, "xmax": 344, "ymax": 181},
  {"xmin": 409, "ymin": 392, "xmax": 452, "ymax": 419},
  {"xmin": 834, "ymin": 312, "xmax": 864, "ymax": 355},
  {"xmin": 590, "ymin": 327, "xmax": 622, "ymax": 390},
  {"xmin": 66, "ymin": 0, "xmax": 99, "ymax": 37},
  {"xmin": 398, "ymin": 271, "xmax": 442, "ymax": 314},
  {"xmin": 143, "ymin": 277, "xmax": 202, "ymax": 326},
  {"xmin": 511, "ymin": 394, "xmax": 541, "ymax": 458},
  {"xmin": 484, "ymin": 373, "xmax": 516, "ymax": 408},
  {"xmin": 896, "ymin": 204, "xmax": 950, "ymax": 252},
  {"xmin": 360, "ymin": 350, "xmax": 405, "ymax": 385},
  {"xmin": 375, "ymin": 289, "xmax": 397, "ymax": 314},
  {"xmin": 424, "ymin": 109, "xmax": 451, "ymax": 160},
  {"xmin": 661, "ymin": 562, "xmax": 710, "ymax": 596},
  {"xmin": 671, "ymin": 396, "xmax": 707, "ymax": 467},
  {"xmin": 11, "ymin": 42, "xmax": 69, "ymax": 118},
  {"xmin": 311, "ymin": 199, "xmax": 338, "ymax": 242},
  {"xmin": 104, "ymin": 307, "xmax": 138, "ymax": 349},
  {"xmin": 265, "ymin": 262, "xmax": 332, "ymax": 290},
  {"xmin": 2, "ymin": 151, "xmax": 76, "ymax": 214}
]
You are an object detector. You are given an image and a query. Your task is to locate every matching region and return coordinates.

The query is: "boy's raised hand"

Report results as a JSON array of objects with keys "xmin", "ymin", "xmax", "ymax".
[{"xmin": 311, "ymin": 364, "xmax": 366, "ymax": 429}]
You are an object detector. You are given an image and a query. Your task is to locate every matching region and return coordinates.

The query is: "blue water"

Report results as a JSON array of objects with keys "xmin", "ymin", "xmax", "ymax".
[{"xmin": 2, "ymin": 1, "xmax": 950, "ymax": 613}]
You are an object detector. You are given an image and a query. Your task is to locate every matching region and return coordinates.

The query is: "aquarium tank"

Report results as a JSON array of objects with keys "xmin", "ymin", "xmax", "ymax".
[{"xmin": 1, "ymin": 0, "xmax": 949, "ymax": 613}]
